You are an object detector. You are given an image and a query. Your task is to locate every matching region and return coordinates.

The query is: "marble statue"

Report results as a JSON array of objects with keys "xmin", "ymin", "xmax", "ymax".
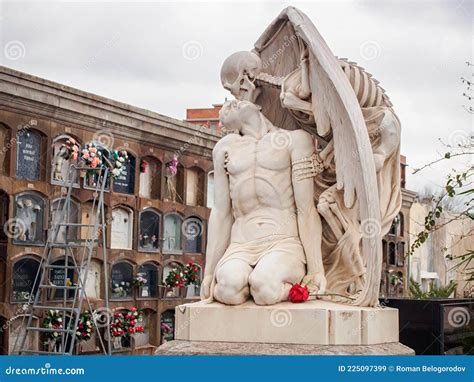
[{"xmin": 201, "ymin": 6, "xmax": 401, "ymax": 307}]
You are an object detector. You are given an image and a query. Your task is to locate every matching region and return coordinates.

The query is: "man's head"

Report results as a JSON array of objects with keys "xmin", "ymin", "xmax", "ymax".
[
  {"xmin": 219, "ymin": 99, "xmax": 262, "ymax": 133},
  {"xmin": 220, "ymin": 51, "xmax": 262, "ymax": 103}
]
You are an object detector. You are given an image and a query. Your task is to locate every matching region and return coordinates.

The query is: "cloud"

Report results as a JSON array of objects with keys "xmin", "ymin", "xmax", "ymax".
[{"xmin": 1, "ymin": 0, "xmax": 471, "ymax": 192}]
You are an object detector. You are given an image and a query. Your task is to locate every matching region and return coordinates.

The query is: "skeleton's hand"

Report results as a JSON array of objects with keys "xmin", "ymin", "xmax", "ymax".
[
  {"xmin": 200, "ymin": 274, "xmax": 213, "ymax": 300},
  {"xmin": 303, "ymin": 272, "xmax": 327, "ymax": 295}
]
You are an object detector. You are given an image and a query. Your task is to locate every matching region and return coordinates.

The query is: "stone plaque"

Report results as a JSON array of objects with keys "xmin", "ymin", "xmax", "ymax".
[
  {"xmin": 113, "ymin": 156, "xmax": 135, "ymax": 194},
  {"xmin": 16, "ymin": 129, "xmax": 41, "ymax": 181}
]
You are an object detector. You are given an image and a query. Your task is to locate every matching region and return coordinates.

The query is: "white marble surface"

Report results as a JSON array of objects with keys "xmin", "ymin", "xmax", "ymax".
[{"xmin": 175, "ymin": 300, "xmax": 399, "ymax": 345}]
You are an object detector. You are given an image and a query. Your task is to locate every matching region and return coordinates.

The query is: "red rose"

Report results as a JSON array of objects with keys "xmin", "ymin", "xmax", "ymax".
[{"xmin": 289, "ymin": 283, "xmax": 309, "ymax": 303}]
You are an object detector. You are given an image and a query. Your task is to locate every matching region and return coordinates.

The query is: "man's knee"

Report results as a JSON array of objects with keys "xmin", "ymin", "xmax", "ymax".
[
  {"xmin": 214, "ymin": 262, "xmax": 250, "ymax": 305},
  {"xmin": 249, "ymin": 271, "xmax": 283, "ymax": 305},
  {"xmin": 216, "ymin": 264, "xmax": 248, "ymax": 290}
]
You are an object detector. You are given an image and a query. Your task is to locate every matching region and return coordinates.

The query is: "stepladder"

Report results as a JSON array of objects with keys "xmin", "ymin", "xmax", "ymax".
[{"xmin": 15, "ymin": 165, "xmax": 112, "ymax": 355}]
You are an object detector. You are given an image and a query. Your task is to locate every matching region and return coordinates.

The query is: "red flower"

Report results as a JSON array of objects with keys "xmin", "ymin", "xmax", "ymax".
[
  {"xmin": 130, "ymin": 307, "xmax": 137, "ymax": 313},
  {"xmin": 289, "ymin": 283, "xmax": 309, "ymax": 303},
  {"xmin": 136, "ymin": 325, "xmax": 145, "ymax": 333}
]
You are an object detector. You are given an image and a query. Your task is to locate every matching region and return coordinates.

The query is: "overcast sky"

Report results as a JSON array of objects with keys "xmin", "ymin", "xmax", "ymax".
[{"xmin": 0, "ymin": 0, "xmax": 472, "ymax": 192}]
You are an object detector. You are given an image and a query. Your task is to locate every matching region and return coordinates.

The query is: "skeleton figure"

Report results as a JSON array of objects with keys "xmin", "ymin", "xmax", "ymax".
[{"xmin": 215, "ymin": 6, "xmax": 402, "ymax": 307}]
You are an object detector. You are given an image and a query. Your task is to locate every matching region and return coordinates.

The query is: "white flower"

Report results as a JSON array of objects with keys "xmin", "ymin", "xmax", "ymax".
[
  {"xmin": 86, "ymin": 321, "xmax": 91, "ymax": 325},
  {"xmin": 57, "ymin": 317, "xmax": 62, "ymax": 322},
  {"xmin": 76, "ymin": 331, "xmax": 81, "ymax": 336},
  {"xmin": 53, "ymin": 332, "xmax": 58, "ymax": 337}
]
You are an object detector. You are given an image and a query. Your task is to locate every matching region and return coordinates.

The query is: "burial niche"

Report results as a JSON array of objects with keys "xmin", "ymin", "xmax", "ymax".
[
  {"xmin": 139, "ymin": 157, "xmax": 162, "ymax": 199},
  {"xmin": 113, "ymin": 152, "xmax": 136, "ymax": 195},
  {"xmin": 111, "ymin": 206, "xmax": 133, "ymax": 250},
  {"xmin": 13, "ymin": 192, "xmax": 45, "ymax": 245},
  {"xmin": 111, "ymin": 262, "xmax": 133, "ymax": 299},
  {"xmin": 11, "ymin": 257, "xmax": 41, "ymax": 302},
  {"xmin": 162, "ymin": 213, "xmax": 182, "ymax": 253},
  {"xmin": 16, "ymin": 128, "xmax": 45, "ymax": 181},
  {"xmin": 138, "ymin": 209, "xmax": 161, "ymax": 252}
]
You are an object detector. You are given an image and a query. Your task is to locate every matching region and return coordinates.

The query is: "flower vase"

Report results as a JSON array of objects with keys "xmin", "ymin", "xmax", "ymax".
[
  {"xmin": 113, "ymin": 337, "xmax": 122, "ymax": 350},
  {"xmin": 179, "ymin": 287, "xmax": 187, "ymax": 298}
]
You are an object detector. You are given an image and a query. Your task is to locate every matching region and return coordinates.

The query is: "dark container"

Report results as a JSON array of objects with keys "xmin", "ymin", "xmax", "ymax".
[{"xmin": 380, "ymin": 298, "xmax": 474, "ymax": 355}]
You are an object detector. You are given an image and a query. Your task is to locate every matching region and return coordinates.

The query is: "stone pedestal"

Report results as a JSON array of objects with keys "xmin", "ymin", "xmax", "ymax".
[
  {"xmin": 156, "ymin": 340, "xmax": 414, "ymax": 355},
  {"xmin": 155, "ymin": 300, "xmax": 413, "ymax": 355},
  {"xmin": 174, "ymin": 300, "xmax": 399, "ymax": 345}
]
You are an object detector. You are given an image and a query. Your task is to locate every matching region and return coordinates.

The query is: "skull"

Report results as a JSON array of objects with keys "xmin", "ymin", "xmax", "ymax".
[{"xmin": 220, "ymin": 51, "xmax": 262, "ymax": 103}]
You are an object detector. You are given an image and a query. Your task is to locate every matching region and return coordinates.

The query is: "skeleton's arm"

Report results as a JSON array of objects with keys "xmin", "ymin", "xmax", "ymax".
[{"xmin": 290, "ymin": 130, "xmax": 325, "ymax": 288}]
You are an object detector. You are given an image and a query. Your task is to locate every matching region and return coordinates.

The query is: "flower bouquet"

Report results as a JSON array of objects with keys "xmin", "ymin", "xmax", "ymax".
[
  {"xmin": 110, "ymin": 150, "xmax": 129, "ymax": 179},
  {"xmin": 183, "ymin": 262, "xmax": 201, "ymax": 286},
  {"xmin": 163, "ymin": 267, "xmax": 185, "ymax": 297},
  {"xmin": 59, "ymin": 137, "xmax": 80, "ymax": 161},
  {"xmin": 110, "ymin": 308, "xmax": 144, "ymax": 348},
  {"xmin": 75, "ymin": 310, "xmax": 94, "ymax": 343},
  {"xmin": 42, "ymin": 309, "xmax": 63, "ymax": 344},
  {"xmin": 140, "ymin": 159, "xmax": 149, "ymax": 173},
  {"xmin": 112, "ymin": 281, "xmax": 132, "ymax": 298},
  {"xmin": 80, "ymin": 143, "xmax": 103, "ymax": 179},
  {"xmin": 132, "ymin": 274, "xmax": 147, "ymax": 288}
]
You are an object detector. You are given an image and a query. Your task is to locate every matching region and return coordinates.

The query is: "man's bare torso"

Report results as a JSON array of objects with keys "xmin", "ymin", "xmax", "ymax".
[{"xmin": 219, "ymin": 129, "xmax": 299, "ymax": 243}]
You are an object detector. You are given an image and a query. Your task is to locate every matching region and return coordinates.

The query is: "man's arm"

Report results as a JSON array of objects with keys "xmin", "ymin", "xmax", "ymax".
[
  {"xmin": 201, "ymin": 138, "xmax": 234, "ymax": 299},
  {"xmin": 290, "ymin": 130, "xmax": 327, "ymax": 293}
]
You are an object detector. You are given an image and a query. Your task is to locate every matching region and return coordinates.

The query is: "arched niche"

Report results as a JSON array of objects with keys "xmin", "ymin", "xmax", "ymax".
[
  {"xmin": 111, "ymin": 261, "xmax": 133, "ymax": 300},
  {"xmin": 16, "ymin": 128, "xmax": 46, "ymax": 181},
  {"xmin": 51, "ymin": 134, "xmax": 81, "ymax": 186},
  {"xmin": 139, "ymin": 156, "xmax": 162, "ymax": 199},
  {"xmin": 162, "ymin": 213, "xmax": 183, "ymax": 253},
  {"xmin": 185, "ymin": 167, "xmax": 205, "ymax": 207},
  {"xmin": 113, "ymin": 151, "xmax": 136, "ymax": 195},
  {"xmin": 111, "ymin": 206, "xmax": 134, "ymax": 250},
  {"xmin": 13, "ymin": 191, "xmax": 46, "ymax": 245},
  {"xmin": 138, "ymin": 208, "xmax": 161, "ymax": 253}
]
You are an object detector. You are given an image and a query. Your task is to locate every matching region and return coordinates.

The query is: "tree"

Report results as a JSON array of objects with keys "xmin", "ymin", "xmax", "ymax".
[{"xmin": 408, "ymin": 62, "xmax": 473, "ymax": 295}]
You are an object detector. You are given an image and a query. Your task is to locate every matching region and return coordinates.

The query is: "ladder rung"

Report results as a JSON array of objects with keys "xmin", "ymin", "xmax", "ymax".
[
  {"xmin": 20, "ymin": 350, "xmax": 71, "ymax": 355},
  {"xmin": 44, "ymin": 264, "xmax": 79, "ymax": 270},
  {"xmin": 48, "ymin": 243, "xmax": 94, "ymax": 248},
  {"xmin": 27, "ymin": 327, "xmax": 73, "ymax": 333},
  {"xmin": 33, "ymin": 306, "xmax": 79, "ymax": 313},
  {"xmin": 39, "ymin": 284, "xmax": 79, "ymax": 290},
  {"xmin": 57, "ymin": 223, "xmax": 104, "ymax": 227}
]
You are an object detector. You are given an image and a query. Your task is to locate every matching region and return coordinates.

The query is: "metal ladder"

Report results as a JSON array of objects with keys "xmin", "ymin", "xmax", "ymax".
[{"xmin": 15, "ymin": 165, "xmax": 111, "ymax": 355}]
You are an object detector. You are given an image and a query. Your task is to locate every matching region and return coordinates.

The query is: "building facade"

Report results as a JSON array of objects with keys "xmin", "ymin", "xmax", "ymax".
[
  {"xmin": 0, "ymin": 66, "xmax": 218, "ymax": 355},
  {"xmin": 380, "ymin": 155, "xmax": 417, "ymax": 298},
  {"xmin": 185, "ymin": 103, "xmax": 223, "ymax": 136}
]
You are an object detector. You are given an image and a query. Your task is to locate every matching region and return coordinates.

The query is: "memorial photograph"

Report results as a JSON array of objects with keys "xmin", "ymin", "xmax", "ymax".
[{"xmin": 0, "ymin": 0, "xmax": 472, "ymax": 381}]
